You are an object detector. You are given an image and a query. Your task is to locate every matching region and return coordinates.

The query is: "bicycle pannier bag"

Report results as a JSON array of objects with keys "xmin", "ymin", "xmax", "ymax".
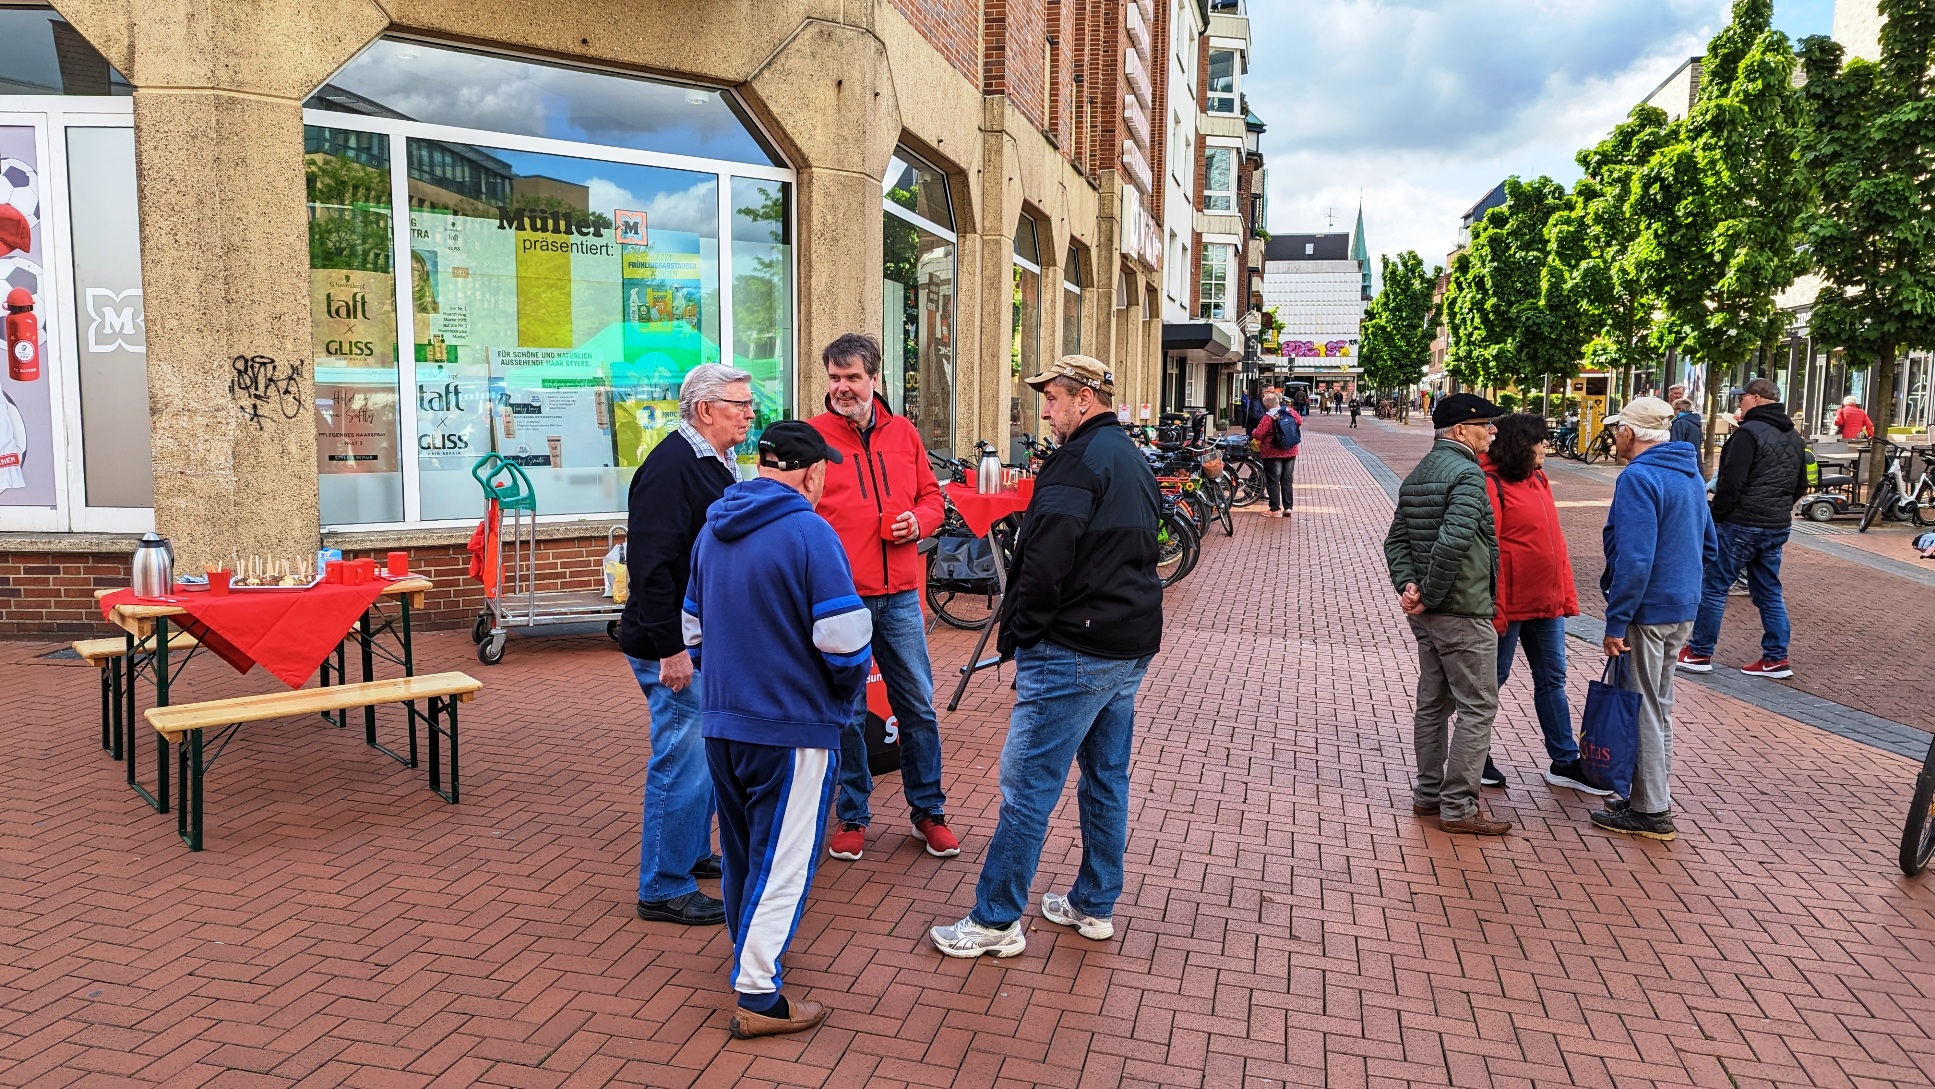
[{"xmin": 930, "ymin": 535, "xmax": 997, "ymax": 586}]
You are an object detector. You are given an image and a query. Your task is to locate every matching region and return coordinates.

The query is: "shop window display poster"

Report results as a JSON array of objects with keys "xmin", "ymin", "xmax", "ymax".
[
  {"xmin": 0, "ymin": 126, "xmax": 56, "ymax": 506},
  {"xmin": 312, "ymin": 267, "xmax": 400, "ymax": 474}
]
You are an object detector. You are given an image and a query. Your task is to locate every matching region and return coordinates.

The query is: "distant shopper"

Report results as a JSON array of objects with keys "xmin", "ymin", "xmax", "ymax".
[
  {"xmin": 931, "ymin": 355, "xmax": 1162, "ymax": 959},
  {"xmin": 619, "ymin": 363, "xmax": 753, "ymax": 927},
  {"xmin": 1249, "ymin": 390, "xmax": 1302, "ymax": 517},
  {"xmin": 1680, "ymin": 378, "xmax": 1809, "ymax": 679},
  {"xmin": 1669, "ymin": 398, "xmax": 1702, "ymax": 447},
  {"xmin": 807, "ymin": 333, "xmax": 956, "ymax": 863},
  {"xmin": 1595, "ymin": 397, "xmax": 1717, "ymax": 841},
  {"xmin": 1349, "ymin": 397, "xmax": 1361, "ymax": 428},
  {"xmin": 1478, "ymin": 414, "xmax": 1606, "ymax": 796},
  {"xmin": 1834, "ymin": 395, "xmax": 1875, "ymax": 440},
  {"xmin": 1383, "ymin": 392, "xmax": 1512, "ymax": 836},
  {"xmin": 685, "ymin": 420, "xmax": 871, "ymax": 1037}
]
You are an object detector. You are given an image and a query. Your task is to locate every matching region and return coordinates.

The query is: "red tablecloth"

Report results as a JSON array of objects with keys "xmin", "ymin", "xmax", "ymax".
[
  {"xmin": 944, "ymin": 483, "xmax": 1029, "ymax": 537},
  {"xmin": 99, "ymin": 579, "xmax": 394, "ymax": 689}
]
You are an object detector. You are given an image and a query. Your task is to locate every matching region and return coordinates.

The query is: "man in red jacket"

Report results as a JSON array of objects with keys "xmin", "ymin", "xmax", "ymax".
[{"xmin": 809, "ymin": 333, "xmax": 957, "ymax": 862}]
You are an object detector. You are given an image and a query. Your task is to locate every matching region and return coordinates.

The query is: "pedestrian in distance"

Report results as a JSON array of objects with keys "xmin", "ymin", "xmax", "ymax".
[
  {"xmin": 1249, "ymin": 389, "xmax": 1302, "ymax": 517},
  {"xmin": 931, "ymin": 355, "xmax": 1163, "ymax": 959},
  {"xmin": 1596, "ymin": 397, "xmax": 1718, "ymax": 840},
  {"xmin": 1383, "ymin": 392, "xmax": 1514, "ymax": 835},
  {"xmin": 1669, "ymin": 398, "xmax": 1702, "ymax": 447},
  {"xmin": 684, "ymin": 420, "xmax": 873, "ymax": 1038},
  {"xmin": 806, "ymin": 333, "xmax": 958, "ymax": 863},
  {"xmin": 618, "ymin": 362, "xmax": 754, "ymax": 927},
  {"xmin": 1478, "ymin": 413, "xmax": 1608, "ymax": 797},
  {"xmin": 1349, "ymin": 397, "xmax": 1361, "ymax": 428},
  {"xmin": 1677, "ymin": 378, "xmax": 1808, "ymax": 679},
  {"xmin": 1833, "ymin": 395, "xmax": 1875, "ymax": 440}
]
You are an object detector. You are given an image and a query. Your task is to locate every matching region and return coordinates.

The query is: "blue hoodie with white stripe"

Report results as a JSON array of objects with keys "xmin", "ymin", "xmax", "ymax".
[{"xmin": 683, "ymin": 476, "xmax": 873, "ymax": 751}]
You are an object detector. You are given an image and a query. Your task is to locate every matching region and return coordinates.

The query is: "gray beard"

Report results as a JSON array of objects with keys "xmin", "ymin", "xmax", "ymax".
[{"xmin": 835, "ymin": 398, "xmax": 872, "ymax": 427}]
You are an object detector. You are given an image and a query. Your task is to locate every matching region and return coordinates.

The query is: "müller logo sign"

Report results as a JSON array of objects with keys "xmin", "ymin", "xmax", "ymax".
[{"xmin": 496, "ymin": 206, "xmax": 615, "ymax": 256}]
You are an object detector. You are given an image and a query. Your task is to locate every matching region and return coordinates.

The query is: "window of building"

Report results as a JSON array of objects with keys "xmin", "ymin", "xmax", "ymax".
[
  {"xmin": 1207, "ymin": 49, "xmax": 1240, "ymax": 115},
  {"xmin": 882, "ymin": 148, "xmax": 955, "ymax": 453},
  {"xmin": 303, "ymin": 36, "xmax": 794, "ymax": 529},
  {"xmin": 0, "ymin": 9, "xmax": 145, "ymax": 533},
  {"xmin": 1203, "ymin": 146, "xmax": 1234, "ymax": 212},
  {"xmin": 1063, "ymin": 245, "xmax": 1085, "ymax": 357},
  {"xmin": 1200, "ymin": 244, "xmax": 1231, "ymax": 320},
  {"xmin": 1011, "ymin": 214, "xmax": 1043, "ymax": 452}
]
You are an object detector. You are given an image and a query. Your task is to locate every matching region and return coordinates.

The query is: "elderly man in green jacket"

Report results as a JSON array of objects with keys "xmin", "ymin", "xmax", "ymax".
[{"xmin": 1383, "ymin": 393, "xmax": 1512, "ymax": 836}]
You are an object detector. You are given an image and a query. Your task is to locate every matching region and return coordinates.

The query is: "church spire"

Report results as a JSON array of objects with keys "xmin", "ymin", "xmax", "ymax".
[{"xmin": 1349, "ymin": 202, "xmax": 1370, "ymax": 299}]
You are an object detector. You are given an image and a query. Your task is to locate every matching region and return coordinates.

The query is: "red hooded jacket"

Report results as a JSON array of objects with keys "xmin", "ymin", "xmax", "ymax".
[
  {"xmin": 1479, "ymin": 454, "xmax": 1578, "ymax": 633},
  {"xmin": 1250, "ymin": 405, "xmax": 1302, "ymax": 458},
  {"xmin": 809, "ymin": 395, "xmax": 946, "ymax": 597}
]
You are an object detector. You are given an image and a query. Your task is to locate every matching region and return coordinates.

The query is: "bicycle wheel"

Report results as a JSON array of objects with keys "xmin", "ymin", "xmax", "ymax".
[
  {"xmin": 1913, "ymin": 483, "xmax": 1935, "ymax": 528},
  {"xmin": 1216, "ymin": 479, "xmax": 1236, "ymax": 537},
  {"xmin": 924, "ymin": 554, "xmax": 996, "ymax": 630},
  {"xmin": 1155, "ymin": 509, "xmax": 1199, "ymax": 587},
  {"xmin": 1860, "ymin": 484, "xmax": 1894, "ymax": 531},
  {"xmin": 1900, "ymin": 739, "xmax": 1935, "ymax": 875},
  {"xmin": 1230, "ymin": 460, "xmax": 1264, "ymax": 507}
]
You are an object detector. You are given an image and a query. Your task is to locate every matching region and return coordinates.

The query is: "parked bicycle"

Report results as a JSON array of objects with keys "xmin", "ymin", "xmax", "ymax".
[{"xmin": 1856, "ymin": 443, "xmax": 1935, "ymax": 531}]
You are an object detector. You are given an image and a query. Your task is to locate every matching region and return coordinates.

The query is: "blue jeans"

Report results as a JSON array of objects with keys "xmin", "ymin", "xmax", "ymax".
[
  {"xmin": 837, "ymin": 591, "xmax": 947, "ymax": 826},
  {"xmin": 972, "ymin": 641, "xmax": 1152, "ymax": 929},
  {"xmin": 1496, "ymin": 617, "xmax": 1577, "ymax": 765},
  {"xmin": 1688, "ymin": 524, "xmax": 1791, "ymax": 661},
  {"xmin": 627, "ymin": 655, "xmax": 716, "ymax": 902}
]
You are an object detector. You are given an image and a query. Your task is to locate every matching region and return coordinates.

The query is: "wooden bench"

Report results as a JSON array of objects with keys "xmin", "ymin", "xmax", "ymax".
[
  {"xmin": 144, "ymin": 672, "xmax": 482, "ymax": 851},
  {"xmin": 72, "ymin": 633, "xmax": 202, "ymax": 761}
]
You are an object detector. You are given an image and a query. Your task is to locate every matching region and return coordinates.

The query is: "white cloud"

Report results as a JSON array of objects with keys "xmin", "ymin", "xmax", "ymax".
[{"xmin": 585, "ymin": 176, "xmax": 717, "ymax": 235}]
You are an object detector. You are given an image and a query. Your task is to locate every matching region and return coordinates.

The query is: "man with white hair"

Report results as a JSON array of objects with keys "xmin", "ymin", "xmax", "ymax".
[
  {"xmin": 618, "ymin": 362, "xmax": 755, "ymax": 926},
  {"xmin": 1594, "ymin": 396, "xmax": 1717, "ymax": 841}
]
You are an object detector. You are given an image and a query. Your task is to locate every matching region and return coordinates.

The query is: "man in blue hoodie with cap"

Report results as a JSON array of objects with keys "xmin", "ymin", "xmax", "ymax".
[
  {"xmin": 1595, "ymin": 396, "xmax": 1718, "ymax": 842},
  {"xmin": 683, "ymin": 420, "xmax": 872, "ymax": 1038}
]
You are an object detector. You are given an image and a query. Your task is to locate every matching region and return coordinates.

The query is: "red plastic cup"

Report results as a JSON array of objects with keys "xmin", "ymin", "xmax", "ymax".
[
  {"xmin": 880, "ymin": 511, "xmax": 904, "ymax": 541},
  {"xmin": 324, "ymin": 560, "xmax": 344, "ymax": 584},
  {"xmin": 207, "ymin": 570, "xmax": 231, "ymax": 595},
  {"xmin": 386, "ymin": 550, "xmax": 409, "ymax": 577},
  {"xmin": 355, "ymin": 558, "xmax": 376, "ymax": 584},
  {"xmin": 1016, "ymin": 477, "xmax": 1035, "ymax": 502}
]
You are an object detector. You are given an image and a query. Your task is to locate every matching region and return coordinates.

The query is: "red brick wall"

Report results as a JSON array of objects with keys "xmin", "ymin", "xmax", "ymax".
[
  {"xmin": 888, "ymin": 0, "xmax": 980, "ymax": 84},
  {"xmin": 985, "ymin": 0, "xmax": 1049, "ymax": 131},
  {"xmin": 0, "ymin": 535, "xmax": 619, "ymax": 639}
]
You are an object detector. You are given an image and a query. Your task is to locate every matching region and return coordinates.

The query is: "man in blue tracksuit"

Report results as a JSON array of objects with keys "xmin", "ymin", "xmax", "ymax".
[
  {"xmin": 1595, "ymin": 397, "xmax": 1718, "ymax": 842},
  {"xmin": 683, "ymin": 420, "xmax": 872, "ymax": 1038}
]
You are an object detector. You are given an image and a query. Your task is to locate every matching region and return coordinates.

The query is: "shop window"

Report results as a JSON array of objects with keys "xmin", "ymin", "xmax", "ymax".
[
  {"xmin": 882, "ymin": 148, "xmax": 956, "ymax": 453},
  {"xmin": 1012, "ymin": 215, "xmax": 1043, "ymax": 450},
  {"xmin": 1203, "ymin": 147, "xmax": 1234, "ymax": 212},
  {"xmin": 67, "ymin": 127, "xmax": 150, "ymax": 507},
  {"xmin": 1063, "ymin": 245, "xmax": 1085, "ymax": 357},
  {"xmin": 310, "ymin": 38, "xmax": 780, "ymax": 166},
  {"xmin": 0, "ymin": 9, "xmax": 129, "ymax": 96},
  {"xmin": 731, "ymin": 178, "xmax": 792, "ymax": 436},
  {"xmin": 1207, "ymin": 49, "xmax": 1240, "ymax": 115},
  {"xmin": 1200, "ymin": 244, "xmax": 1230, "ymax": 320}
]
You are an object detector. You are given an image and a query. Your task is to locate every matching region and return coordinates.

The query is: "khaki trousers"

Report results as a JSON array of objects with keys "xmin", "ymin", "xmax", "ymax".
[{"xmin": 1407, "ymin": 613, "xmax": 1499, "ymax": 821}]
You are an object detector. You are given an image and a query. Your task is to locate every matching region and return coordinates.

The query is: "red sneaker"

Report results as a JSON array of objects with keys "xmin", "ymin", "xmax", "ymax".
[
  {"xmin": 827, "ymin": 822, "xmax": 865, "ymax": 861},
  {"xmin": 1740, "ymin": 657, "xmax": 1793, "ymax": 679},
  {"xmin": 913, "ymin": 815, "xmax": 960, "ymax": 857},
  {"xmin": 1675, "ymin": 648, "xmax": 1713, "ymax": 673}
]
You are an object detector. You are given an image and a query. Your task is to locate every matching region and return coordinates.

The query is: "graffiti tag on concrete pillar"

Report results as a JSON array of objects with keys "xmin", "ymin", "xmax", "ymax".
[{"xmin": 228, "ymin": 355, "xmax": 305, "ymax": 431}]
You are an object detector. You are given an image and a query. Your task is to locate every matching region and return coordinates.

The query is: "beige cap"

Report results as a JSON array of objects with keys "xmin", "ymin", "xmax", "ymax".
[
  {"xmin": 1024, "ymin": 354, "xmax": 1115, "ymax": 396},
  {"xmin": 1604, "ymin": 395, "xmax": 1674, "ymax": 432}
]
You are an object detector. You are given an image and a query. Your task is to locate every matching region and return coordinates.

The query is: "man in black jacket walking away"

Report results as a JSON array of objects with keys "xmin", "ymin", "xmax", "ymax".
[
  {"xmin": 617, "ymin": 363, "xmax": 754, "ymax": 925},
  {"xmin": 931, "ymin": 355, "xmax": 1162, "ymax": 959},
  {"xmin": 1677, "ymin": 378, "xmax": 1808, "ymax": 679}
]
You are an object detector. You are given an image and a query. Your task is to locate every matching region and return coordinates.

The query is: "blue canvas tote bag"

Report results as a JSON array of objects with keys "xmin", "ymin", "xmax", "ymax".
[{"xmin": 1580, "ymin": 655, "xmax": 1641, "ymax": 797}]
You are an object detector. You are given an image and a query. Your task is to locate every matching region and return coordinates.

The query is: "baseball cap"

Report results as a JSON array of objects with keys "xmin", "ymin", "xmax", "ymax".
[
  {"xmin": 1604, "ymin": 396, "xmax": 1674, "ymax": 432},
  {"xmin": 756, "ymin": 420, "xmax": 844, "ymax": 471},
  {"xmin": 1024, "ymin": 354, "xmax": 1116, "ymax": 397},
  {"xmin": 1430, "ymin": 392, "xmax": 1504, "ymax": 429}
]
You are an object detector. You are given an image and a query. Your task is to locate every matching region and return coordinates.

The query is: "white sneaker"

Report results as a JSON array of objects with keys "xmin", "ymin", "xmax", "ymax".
[
  {"xmin": 1040, "ymin": 893, "xmax": 1114, "ymax": 940},
  {"xmin": 929, "ymin": 915, "xmax": 1027, "ymax": 959}
]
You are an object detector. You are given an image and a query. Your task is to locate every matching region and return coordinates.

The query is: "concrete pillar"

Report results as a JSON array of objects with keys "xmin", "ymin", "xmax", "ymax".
[{"xmin": 54, "ymin": 0, "xmax": 386, "ymax": 568}]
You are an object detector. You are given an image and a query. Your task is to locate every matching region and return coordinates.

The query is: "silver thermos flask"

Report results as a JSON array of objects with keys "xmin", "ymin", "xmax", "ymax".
[
  {"xmin": 131, "ymin": 532, "xmax": 174, "ymax": 598},
  {"xmin": 977, "ymin": 447, "xmax": 1003, "ymax": 495}
]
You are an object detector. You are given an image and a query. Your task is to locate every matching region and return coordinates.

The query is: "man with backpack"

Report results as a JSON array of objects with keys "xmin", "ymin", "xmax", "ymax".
[{"xmin": 1249, "ymin": 389, "xmax": 1302, "ymax": 517}]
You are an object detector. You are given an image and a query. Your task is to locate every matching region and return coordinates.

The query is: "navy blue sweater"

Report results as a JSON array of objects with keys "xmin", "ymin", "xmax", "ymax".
[{"xmin": 683, "ymin": 477, "xmax": 872, "ymax": 750}]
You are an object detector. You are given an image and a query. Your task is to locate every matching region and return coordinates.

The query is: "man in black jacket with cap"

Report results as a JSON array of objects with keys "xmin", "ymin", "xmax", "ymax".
[
  {"xmin": 1679, "ymin": 377, "xmax": 1808, "ymax": 679},
  {"xmin": 618, "ymin": 362, "xmax": 753, "ymax": 926}
]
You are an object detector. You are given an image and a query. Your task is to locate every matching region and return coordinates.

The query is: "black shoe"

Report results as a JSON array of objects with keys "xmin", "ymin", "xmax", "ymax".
[
  {"xmin": 636, "ymin": 890, "xmax": 727, "ymax": 925},
  {"xmin": 1480, "ymin": 757, "xmax": 1506, "ymax": 788},
  {"xmin": 692, "ymin": 853, "xmax": 723, "ymax": 879},
  {"xmin": 1543, "ymin": 760, "xmax": 1612, "ymax": 796},
  {"xmin": 1589, "ymin": 806, "xmax": 1676, "ymax": 841}
]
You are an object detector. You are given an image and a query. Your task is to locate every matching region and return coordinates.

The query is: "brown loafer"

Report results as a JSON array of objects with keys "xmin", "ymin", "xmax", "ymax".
[
  {"xmin": 1412, "ymin": 802, "xmax": 1438, "ymax": 816},
  {"xmin": 728, "ymin": 998, "xmax": 826, "ymax": 1039},
  {"xmin": 1437, "ymin": 813, "xmax": 1512, "ymax": 836}
]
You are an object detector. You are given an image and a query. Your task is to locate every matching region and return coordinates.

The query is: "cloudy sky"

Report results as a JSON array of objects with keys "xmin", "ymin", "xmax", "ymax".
[{"xmin": 1246, "ymin": 0, "xmax": 1837, "ymax": 285}]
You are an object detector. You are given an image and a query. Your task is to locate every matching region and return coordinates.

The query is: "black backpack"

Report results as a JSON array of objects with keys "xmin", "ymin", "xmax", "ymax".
[{"xmin": 1272, "ymin": 408, "xmax": 1302, "ymax": 450}]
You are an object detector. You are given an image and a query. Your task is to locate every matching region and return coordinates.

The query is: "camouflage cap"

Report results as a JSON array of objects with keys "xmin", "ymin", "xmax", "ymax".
[{"xmin": 1024, "ymin": 354, "xmax": 1115, "ymax": 396}]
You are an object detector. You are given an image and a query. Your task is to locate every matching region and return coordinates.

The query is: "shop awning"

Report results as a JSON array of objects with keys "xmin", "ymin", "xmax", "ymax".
[{"xmin": 1161, "ymin": 322, "xmax": 1235, "ymax": 362}]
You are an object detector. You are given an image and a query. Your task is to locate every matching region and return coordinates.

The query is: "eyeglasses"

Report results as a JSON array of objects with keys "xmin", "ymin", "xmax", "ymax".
[{"xmin": 710, "ymin": 397, "xmax": 756, "ymax": 413}]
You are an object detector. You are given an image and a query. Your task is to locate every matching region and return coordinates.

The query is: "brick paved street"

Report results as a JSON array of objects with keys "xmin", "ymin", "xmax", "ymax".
[{"xmin": 5, "ymin": 432, "xmax": 1935, "ymax": 1087}]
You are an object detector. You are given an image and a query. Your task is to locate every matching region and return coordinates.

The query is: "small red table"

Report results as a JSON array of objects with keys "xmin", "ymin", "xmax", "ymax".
[{"xmin": 940, "ymin": 484, "xmax": 1030, "ymax": 711}]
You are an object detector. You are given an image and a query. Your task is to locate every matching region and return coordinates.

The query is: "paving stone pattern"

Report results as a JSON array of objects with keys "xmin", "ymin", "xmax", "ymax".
[{"xmin": 3, "ymin": 431, "xmax": 1934, "ymax": 1087}]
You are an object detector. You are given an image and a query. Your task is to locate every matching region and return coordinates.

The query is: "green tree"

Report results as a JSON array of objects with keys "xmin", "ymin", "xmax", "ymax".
[
  {"xmin": 1631, "ymin": 0, "xmax": 1807, "ymax": 460},
  {"xmin": 1442, "ymin": 175, "xmax": 1585, "ymax": 394},
  {"xmin": 1359, "ymin": 251, "xmax": 1440, "ymax": 405},
  {"xmin": 1799, "ymin": 0, "xmax": 1935, "ymax": 484},
  {"xmin": 1545, "ymin": 105, "xmax": 1677, "ymax": 398}
]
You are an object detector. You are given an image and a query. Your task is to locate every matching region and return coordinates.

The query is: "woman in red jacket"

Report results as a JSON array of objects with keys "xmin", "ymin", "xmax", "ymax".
[
  {"xmin": 1249, "ymin": 389, "xmax": 1301, "ymax": 516},
  {"xmin": 1481, "ymin": 413, "xmax": 1608, "ymax": 796}
]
